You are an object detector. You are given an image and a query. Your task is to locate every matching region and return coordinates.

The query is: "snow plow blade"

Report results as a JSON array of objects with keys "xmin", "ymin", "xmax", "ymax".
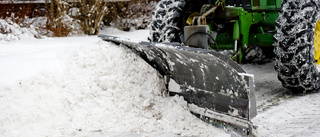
[{"xmin": 99, "ymin": 34, "xmax": 257, "ymax": 134}]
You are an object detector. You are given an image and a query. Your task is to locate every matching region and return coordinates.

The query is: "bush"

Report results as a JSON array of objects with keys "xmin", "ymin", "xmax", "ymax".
[
  {"xmin": 47, "ymin": 0, "xmax": 109, "ymax": 35},
  {"xmin": 105, "ymin": 0, "xmax": 158, "ymax": 31},
  {"xmin": 47, "ymin": 14, "xmax": 82, "ymax": 37},
  {"xmin": 76, "ymin": 0, "xmax": 108, "ymax": 35},
  {"xmin": 46, "ymin": 0, "xmax": 82, "ymax": 37}
]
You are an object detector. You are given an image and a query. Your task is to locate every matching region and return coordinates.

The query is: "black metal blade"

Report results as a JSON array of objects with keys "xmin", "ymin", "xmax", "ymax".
[{"xmin": 99, "ymin": 34, "xmax": 255, "ymax": 120}]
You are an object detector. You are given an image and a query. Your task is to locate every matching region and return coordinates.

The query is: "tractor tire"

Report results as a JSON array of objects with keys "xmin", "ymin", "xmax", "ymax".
[
  {"xmin": 149, "ymin": 0, "xmax": 206, "ymax": 42},
  {"xmin": 274, "ymin": 0, "xmax": 320, "ymax": 93}
]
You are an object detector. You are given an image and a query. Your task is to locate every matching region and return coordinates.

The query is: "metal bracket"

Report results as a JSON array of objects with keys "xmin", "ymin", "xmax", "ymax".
[
  {"xmin": 192, "ymin": 2, "xmax": 222, "ymax": 25},
  {"xmin": 238, "ymin": 73, "xmax": 257, "ymax": 120}
]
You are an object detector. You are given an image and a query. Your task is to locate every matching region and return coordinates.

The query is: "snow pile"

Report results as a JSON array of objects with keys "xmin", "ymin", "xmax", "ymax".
[
  {"xmin": 0, "ymin": 40, "xmax": 228, "ymax": 137},
  {"xmin": 0, "ymin": 18, "xmax": 41, "ymax": 41}
]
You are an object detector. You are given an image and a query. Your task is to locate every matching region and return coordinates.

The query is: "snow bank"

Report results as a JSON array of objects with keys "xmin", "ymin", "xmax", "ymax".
[{"xmin": 0, "ymin": 40, "xmax": 229, "ymax": 137}]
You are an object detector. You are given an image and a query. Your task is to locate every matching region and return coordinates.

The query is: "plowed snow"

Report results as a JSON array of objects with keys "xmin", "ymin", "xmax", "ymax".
[{"xmin": 0, "ymin": 34, "xmax": 228, "ymax": 136}]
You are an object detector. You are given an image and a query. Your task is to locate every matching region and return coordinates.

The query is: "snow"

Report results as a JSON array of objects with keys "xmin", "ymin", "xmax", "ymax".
[
  {"xmin": 0, "ymin": 36, "xmax": 99, "ymax": 85},
  {"xmin": 0, "ymin": 29, "xmax": 229, "ymax": 137},
  {"xmin": 242, "ymin": 63, "xmax": 320, "ymax": 137},
  {"xmin": 0, "ymin": 19, "xmax": 40, "ymax": 41},
  {"xmin": 1, "ymin": 27, "xmax": 320, "ymax": 137}
]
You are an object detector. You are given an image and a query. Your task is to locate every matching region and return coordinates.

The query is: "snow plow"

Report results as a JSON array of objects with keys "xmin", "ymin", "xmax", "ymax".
[
  {"xmin": 99, "ymin": 34, "xmax": 257, "ymax": 135},
  {"xmin": 99, "ymin": 0, "xmax": 320, "ymax": 135}
]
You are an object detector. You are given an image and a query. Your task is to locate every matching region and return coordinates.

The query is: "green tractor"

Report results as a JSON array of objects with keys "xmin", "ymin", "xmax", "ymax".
[
  {"xmin": 99, "ymin": 0, "xmax": 320, "ymax": 135},
  {"xmin": 149, "ymin": 0, "xmax": 320, "ymax": 93}
]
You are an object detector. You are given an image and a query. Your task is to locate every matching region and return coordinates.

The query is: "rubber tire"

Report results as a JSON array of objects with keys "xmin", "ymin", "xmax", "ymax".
[
  {"xmin": 149, "ymin": 0, "xmax": 206, "ymax": 43},
  {"xmin": 274, "ymin": 0, "xmax": 320, "ymax": 93}
]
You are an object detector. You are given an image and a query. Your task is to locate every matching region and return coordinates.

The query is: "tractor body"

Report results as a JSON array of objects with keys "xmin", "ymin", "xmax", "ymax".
[{"xmin": 183, "ymin": 0, "xmax": 282, "ymax": 62}]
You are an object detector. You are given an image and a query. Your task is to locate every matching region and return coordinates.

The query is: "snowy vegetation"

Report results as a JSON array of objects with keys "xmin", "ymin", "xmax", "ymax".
[
  {"xmin": 0, "ymin": 15, "xmax": 45, "ymax": 41},
  {"xmin": 0, "ymin": 0, "xmax": 158, "ymax": 41}
]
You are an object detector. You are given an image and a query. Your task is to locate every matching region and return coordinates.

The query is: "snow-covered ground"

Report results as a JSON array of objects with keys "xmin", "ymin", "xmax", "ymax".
[{"xmin": 1, "ymin": 28, "xmax": 320, "ymax": 137}]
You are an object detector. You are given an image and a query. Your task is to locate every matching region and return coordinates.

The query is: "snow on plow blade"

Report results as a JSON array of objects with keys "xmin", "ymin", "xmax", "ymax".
[{"xmin": 99, "ymin": 35, "xmax": 257, "ymax": 134}]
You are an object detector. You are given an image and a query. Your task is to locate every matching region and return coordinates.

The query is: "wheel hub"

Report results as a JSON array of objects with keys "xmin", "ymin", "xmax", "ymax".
[
  {"xmin": 186, "ymin": 12, "xmax": 199, "ymax": 25},
  {"xmin": 314, "ymin": 19, "xmax": 320, "ymax": 66}
]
